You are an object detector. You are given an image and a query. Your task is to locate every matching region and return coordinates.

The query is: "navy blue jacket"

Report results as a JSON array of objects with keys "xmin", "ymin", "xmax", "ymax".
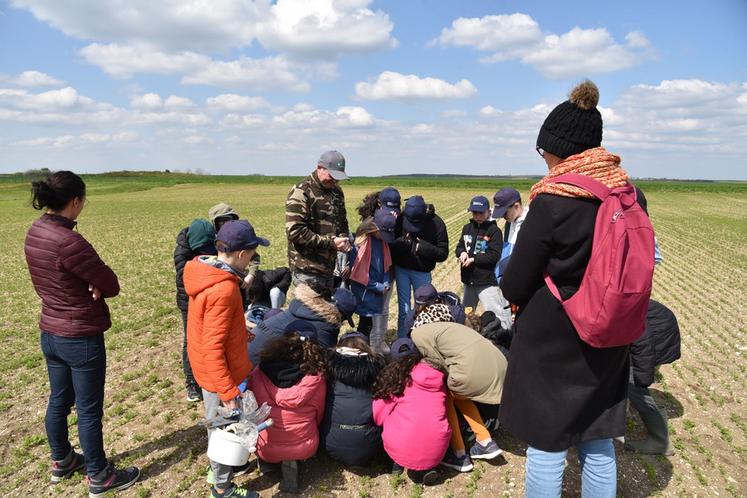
[
  {"xmin": 249, "ymin": 285, "xmax": 342, "ymax": 365},
  {"xmin": 320, "ymin": 350, "xmax": 385, "ymax": 466}
]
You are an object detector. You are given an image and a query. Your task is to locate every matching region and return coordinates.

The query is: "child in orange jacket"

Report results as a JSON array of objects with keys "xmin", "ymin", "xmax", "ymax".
[{"xmin": 184, "ymin": 220, "xmax": 269, "ymax": 498}]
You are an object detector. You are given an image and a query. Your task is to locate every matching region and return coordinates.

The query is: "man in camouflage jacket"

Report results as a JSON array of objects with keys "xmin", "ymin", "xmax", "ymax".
[{"xmin": 286, "ymin": 151, "xmax": 351, "ymax": 293}]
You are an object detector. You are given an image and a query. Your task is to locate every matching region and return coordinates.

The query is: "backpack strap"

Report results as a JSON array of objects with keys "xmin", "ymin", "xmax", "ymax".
[{"xmin": 548, "ymin": 173, "xmax": 612, "ymax": 201}]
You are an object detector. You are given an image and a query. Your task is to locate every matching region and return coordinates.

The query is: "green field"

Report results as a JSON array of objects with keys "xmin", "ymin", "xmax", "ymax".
[{"xmin": 1, "ymin": 174, "xmax": 745, "ymax": 497}]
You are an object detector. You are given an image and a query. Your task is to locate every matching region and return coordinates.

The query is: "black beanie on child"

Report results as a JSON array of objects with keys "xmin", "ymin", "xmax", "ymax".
[{"xmin": 536, "ymin": 80, "xmax": 603, "ymax": 159}]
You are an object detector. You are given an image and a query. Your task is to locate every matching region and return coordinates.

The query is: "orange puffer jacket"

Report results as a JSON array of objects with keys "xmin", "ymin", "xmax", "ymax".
[{"xmin": 184, "ymin": 257, "xmax": 252, "ymax": 401}]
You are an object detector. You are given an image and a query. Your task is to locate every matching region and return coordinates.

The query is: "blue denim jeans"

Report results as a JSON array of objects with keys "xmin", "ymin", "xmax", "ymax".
[
  {"xmin": 394, "ymin": 266, "xmax": 432, "ymax": 337},
  {"xmin": 526, "ymin": 439, "xmax": 616, "ymax": 498},
  {"xmin": 41, "ymin": 332, "xmax": 108, "ymax": 476}
]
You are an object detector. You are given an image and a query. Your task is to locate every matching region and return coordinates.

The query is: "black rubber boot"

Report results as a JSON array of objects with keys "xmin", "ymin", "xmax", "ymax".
[{"xmin": 625, "ymin": 407, "xmax": 673, "ymax": 455}]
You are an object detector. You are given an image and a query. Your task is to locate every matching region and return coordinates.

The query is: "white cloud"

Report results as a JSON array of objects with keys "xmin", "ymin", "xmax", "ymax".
[
  {"xmin": 355, "ymin": 71, "xmax": 477, "ymax": 100},
  {"xmin": 0, "ymin": 70, "xmax": 64, "ymax": 87},
  {"xmin": 256, "ymin": 0, "xmax": 396, "ymax": 57},
  {"xmin": 182, "ymin": 56, "xmax": 310, "ymax": 92},
  {"xmin": 336, "ymin": 106, "xmax": 374, "ymax": 127},
  {"xmin": 183, "ymin": 134, "xmax": 214, "ymax": 145},
  {"xmin": 12, "ymin": 131, "xmax": 138, "ymax": 147},
  {"xmin": 206, "ymin": 93, "xmax": 270, "ymax": 112},
  {"xmin": 14, "ymin": 0, "xmax": 395, "ymax": 60},
  {"xmin": 272, "ymin": 104, "xmax": 376, "ymax": 128},
  {"xmin": 436, "ymin": 13, "xmax": 651, "ymax": 78},
  {"xmin": 80, "ymin": 43, "xmax": 208, "ymax": 78},
  {"xmin": 220, "ymin": 113, "xmax": 266, "ymax": 128},
  {"xmin": 131, "ymin": 93, "xmax": 163, "ymax": 109}
]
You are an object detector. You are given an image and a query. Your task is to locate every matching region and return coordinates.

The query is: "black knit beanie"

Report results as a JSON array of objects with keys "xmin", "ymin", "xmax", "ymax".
[{"xmin": 536, "ymin": 80, "xmax": 603, "ymax": 159}]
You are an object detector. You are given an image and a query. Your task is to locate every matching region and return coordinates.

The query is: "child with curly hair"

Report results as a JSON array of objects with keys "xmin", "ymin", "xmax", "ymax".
[
  {"xmin": 249, "ymin": 322, "xmax": 327, "ymax": 494},
  {"xmin": 372, "ymin": 338, "xmax": 451, "ymax": 485}
]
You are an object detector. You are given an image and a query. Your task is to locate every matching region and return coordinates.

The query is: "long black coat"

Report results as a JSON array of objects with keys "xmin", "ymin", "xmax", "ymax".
[
  {"xmin": 499, "ymin": 194, "xmax": 630, "ymax": 452},
  {"xmin": 320, "ymin": 351, "xmax": 384, "ymax": 466},
  {"xmin": 174, "ymin": 227, "xmax": 195, "ymax": 313},
  {"xmin": 631, "ymin": 300, "xmax": 681, "ymax": 387},
  {"xmin": 390, "ymin": 206, "xmax": 449, "ymax": 273}
]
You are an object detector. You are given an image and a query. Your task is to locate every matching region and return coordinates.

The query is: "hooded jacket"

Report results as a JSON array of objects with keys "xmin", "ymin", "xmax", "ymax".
[
  {"xmin": 248, "ymin": 267, "xmax": 292, "ymax": 307},
  {"xmin": 184, "ymin": 257, "xmax": 252, "ymax": 401},
  {"xmin": 249, "ymin": 284, "xmax": 342, "ymax": 364},
  {"xmin": 320, "ymin": 350, "xmax": 385, "ymax": 466},
  {"xmin": 25, "ymin": 214, "xmax": 119, "ymax": 337},
  {"xmin": 631, "ymin": 300, "xmax": 681, "ymax": 387},
  {"xmin": 390, "ymin": 205, "xmax": 449, "ymax": 273},
  {"xmin": 174, "ymin": 227, "xmax": 196, "ymax": 313},
  {"xmin": 372, "ymin": 362, "xmax": 451, "ymax": 470},
  {"xmin": 250, "ymin": 367, "xmax": 326, "ymax": 463},
  {"xmin": 411, "ymin": 321, "xmax": 507, "ymax": 405},
  {"xmin": 455, "ymin": 219, "xmax": 502, "ymax": 286}
]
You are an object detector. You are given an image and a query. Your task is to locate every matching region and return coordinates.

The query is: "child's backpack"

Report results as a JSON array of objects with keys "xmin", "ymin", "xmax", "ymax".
[{"xmin": 544, "ymin": 174, "xmax": 655, "ymax": 348}]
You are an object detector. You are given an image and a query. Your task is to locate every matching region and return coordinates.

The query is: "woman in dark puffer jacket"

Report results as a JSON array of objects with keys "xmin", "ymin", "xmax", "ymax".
[
  {"xmin": 320, "ymin": 333, "xmax": 386, "ymax": 466},
  {"xmin": 24, "ymin": 171, "xmax": 139, "ymax": 497}
]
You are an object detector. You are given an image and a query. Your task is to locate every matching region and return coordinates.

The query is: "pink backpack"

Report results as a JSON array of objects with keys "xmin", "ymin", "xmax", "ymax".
[{"xmin": 544, "ymin": 174, "xmax": 655, "ymax": 348}]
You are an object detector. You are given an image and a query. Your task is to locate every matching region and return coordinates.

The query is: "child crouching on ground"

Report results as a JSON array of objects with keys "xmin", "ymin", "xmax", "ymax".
[
  {"xmin": 249, "ymin": 321, "xmax": 327, "ymax": 494},
  {"xmin": 184, "ymin": 220, "xmax": 269, "ymax": 498},
  {"xmin": 372, "ymin": 338, "xmax": 451, "ymax": 485},
  {"xmin": 320, "ymin": 332, "xmax": 386, "ymax": 467},
  {"xmin": 410, "ymin": 306, "xmax": 506, "ymax": 472}
]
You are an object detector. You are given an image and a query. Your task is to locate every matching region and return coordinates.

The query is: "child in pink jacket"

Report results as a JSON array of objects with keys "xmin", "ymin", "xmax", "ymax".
[
  {"xmin": 249, "ymin": 322, "xmax": 327, "ymax": 494},
  {"xmin": 372, "ymin": 338, "xmax": 451, "ymax": 485}
]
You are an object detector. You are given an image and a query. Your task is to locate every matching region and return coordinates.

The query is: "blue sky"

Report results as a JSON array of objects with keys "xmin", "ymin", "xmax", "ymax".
[{"xmin": 1, "ymin": 0, "xmax": 745, "ymax": 179}]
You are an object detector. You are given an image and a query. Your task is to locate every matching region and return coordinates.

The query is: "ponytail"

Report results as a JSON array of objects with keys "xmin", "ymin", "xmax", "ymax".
[{"xmin": 30, "ymin": 171, "xmax": 86, "ymax": 211}]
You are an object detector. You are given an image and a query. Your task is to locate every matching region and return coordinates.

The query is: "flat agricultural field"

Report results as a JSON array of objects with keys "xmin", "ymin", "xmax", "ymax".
[{"xmin": 0, "ymin": 176, "xmax": 745, "ymax": 497}]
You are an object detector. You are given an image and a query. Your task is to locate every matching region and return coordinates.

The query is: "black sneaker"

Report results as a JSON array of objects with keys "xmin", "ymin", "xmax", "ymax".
[
  {"xmin": 440, "ymin": 449, "xmax": 473, "ymax": 472},
  {"xmin": 87, "ymin": 464, "xmax": 140, "ymax": 498},
  {"xmin": 210, "ymin": 484, "xmax": 259, "ymax": 497},
  {"xmin": 186, "ymin": 384, "xmax": 203, "ymax": 402},
  {"xmin": 421, "ymin": 469, "xmax": 439, "ymax": 486},
  {"xmin": 51, "ymin": 450, "xmax": 85, "ymax": 483},
  {"xmin": 469, "ymin": 439, "xmax": 502, "ymax": 460},
  {"xmin": 391, "ymin": 462, "xmax": 404, "ymax": 475},
  {"xmin": 279, "ymin": 460, "xmax": 299, "ymax": 494}
]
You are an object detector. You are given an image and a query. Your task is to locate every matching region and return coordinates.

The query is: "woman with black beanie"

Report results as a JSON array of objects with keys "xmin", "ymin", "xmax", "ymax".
[{"xmin": 499, "ymin": 81, "xmax": 631, "ymax": 497}]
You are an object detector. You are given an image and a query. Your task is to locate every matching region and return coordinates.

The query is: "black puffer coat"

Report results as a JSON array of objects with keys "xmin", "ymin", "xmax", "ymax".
[
  {"xmin": 249, "ymin": 267, "xmax": 292, "ymax": 307},
  {"xmin": 174, "ymin": 227, "xmax": 195, "ymax": 313},
  {"xmin": 320, "ymin": 350, "xmax": 385, "ymax": 466},
  {"xmin": 630, "ymin": 300, "xmax": 681, "ymax": 387}
]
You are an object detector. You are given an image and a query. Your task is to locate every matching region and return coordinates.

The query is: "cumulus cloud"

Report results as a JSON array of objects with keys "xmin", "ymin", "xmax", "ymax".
[
  {"xmin": 256, "ymin": 0, "xmax": 396, "ymax": 57},
  {"xmin": 0, "ymin": 70, "xmax": 64, "ymax": 87},
  {"xmin": 182, "ymin": 56, "xmax": 310, "ymax": 92},
  {"xmin": 14, "ymin": 0, "xmax": 396, "ymax": 64},
  {"xmin": 355, "ymin": 71, "xmax": 477, "ymax": 100},
  {"xmin": 80, "ymin": 43, "xmax": 208, "ymax": 78},
  {"xmin": 435, "ymin": 13, "xmax": 651, "ymax": 78},
  {"xmin": 272, "ymin": 104, "xmax": 376, "ymax": 128},
  {"xmin": 12, "ymin": 131, "xmax": 138, "ymax": 147},
  {"xmin": 206, "ymin": 93, "xmax": 270, "ymax": 112}
]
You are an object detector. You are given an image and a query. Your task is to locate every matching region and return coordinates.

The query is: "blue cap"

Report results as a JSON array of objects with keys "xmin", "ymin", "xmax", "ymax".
[
  {"xmin": 467, "ymin": 195, "xmax": 490, "ymax": 213},
  {"xmin": 414, "ymin": 283, "xmax": 439, "ymax": 305},
  {"xmin": 374, "ymin": 208, "xmax": 397, "ymax": 244},
  {"xmin": 390, "ymin": 338, "xmax": 418, "ymax": 359},
  {"xmin": 492, "ymin": 188, "xmax": 521, "ymax": 219},
  {"xmin": 379, "ymin": 187, "xmax": 401, "ymax": 212},
  {"xmin": 403, "ymin": 195, "xmax": 427, "ymax": 234},
  {"xmin": 284, "ymin": 320, "xmax": 318, "ymax": 343},
  {"xmin": 216, "ymin": 220, "xmax": 270, "ymax": 252},
  {"xmin": 333, "ymin": 288, "xmax": 358, "ymax": 327}
]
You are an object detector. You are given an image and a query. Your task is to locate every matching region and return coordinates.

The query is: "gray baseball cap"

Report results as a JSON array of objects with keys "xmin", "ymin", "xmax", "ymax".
[{"xmin": 318, "ymin": 150, "xmax": 349, "ymax": 180}]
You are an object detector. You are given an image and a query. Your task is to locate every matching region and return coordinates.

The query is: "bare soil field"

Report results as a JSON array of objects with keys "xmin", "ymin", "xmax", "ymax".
[{"xmin": 0, "ymin": 179, "xmax": 744, "ymax": 497}]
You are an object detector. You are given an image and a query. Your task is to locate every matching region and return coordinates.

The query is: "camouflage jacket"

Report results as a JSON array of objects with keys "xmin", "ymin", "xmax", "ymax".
[{"xmin": 285, "ymin": 171, "xmax": 349, "ymax": 276}]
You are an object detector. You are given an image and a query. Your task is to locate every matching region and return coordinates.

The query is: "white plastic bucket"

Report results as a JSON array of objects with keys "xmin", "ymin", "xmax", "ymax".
[{"xmin": 207, "ymin": 428, "xmax": 250, "ymax": 466}]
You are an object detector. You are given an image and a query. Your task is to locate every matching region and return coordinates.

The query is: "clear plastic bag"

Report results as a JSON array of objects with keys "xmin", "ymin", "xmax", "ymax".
[{"xmin": 202, "ymin": 391, "xmax": 272, "ymax": 453}]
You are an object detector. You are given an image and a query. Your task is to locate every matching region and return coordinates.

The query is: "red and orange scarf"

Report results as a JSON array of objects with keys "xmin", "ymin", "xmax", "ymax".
[{"xmin": 529, "ymin": 147, "xmax": 629, "ymax": 201}]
